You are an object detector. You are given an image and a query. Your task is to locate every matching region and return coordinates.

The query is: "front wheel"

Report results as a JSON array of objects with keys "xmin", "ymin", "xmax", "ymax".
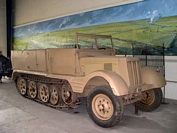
[
  {"xmin": 137, "ymin": 88, "xmax": 162, "ymax": 112},
  {"xmin": 86, "ymin": 85, "xmax": 124, "ymax": 128}
]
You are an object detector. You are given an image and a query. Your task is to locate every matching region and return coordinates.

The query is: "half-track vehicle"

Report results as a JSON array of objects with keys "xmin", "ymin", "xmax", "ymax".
[{"xmin": 11, "ymin": 33, "xmax": 166, "ymax": 128}]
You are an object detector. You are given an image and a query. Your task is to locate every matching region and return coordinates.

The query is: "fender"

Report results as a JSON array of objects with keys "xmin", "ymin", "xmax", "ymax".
[
  {"xmin": 69, "ymin": 70, "xmax": 129, "ymax": 96},
  {"xmin": 141, "ymin": 67, "xmax": 166, "ymax": 91},
  {"xmin": 12, "ymin": 69, "xmax": 129, "ymax": 96}
]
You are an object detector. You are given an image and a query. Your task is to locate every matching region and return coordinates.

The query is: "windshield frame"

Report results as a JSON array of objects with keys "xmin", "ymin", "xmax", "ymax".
[{"xmin": 75, "ymin": 33, "xmax": 114, "ymax": 50}]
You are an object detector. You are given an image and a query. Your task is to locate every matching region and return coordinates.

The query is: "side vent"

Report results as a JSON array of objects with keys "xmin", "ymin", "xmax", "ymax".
[{"xmin": 104, "ymin": 63, "xmax": 112, "ymax": 71}]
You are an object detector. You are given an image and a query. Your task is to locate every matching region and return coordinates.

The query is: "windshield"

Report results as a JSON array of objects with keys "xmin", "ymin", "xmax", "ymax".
[{"xmin": 76, "ymin": 33, "xmax": 113, "ymax": 50}]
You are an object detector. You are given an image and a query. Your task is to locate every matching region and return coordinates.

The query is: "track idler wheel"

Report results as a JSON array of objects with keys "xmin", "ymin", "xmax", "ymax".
[{"xmin": 61, "ymin": 83, "xmax": 76, "ymax": 105}]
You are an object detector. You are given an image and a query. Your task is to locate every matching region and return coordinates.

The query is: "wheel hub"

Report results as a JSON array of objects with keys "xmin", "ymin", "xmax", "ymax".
[
  {"xmin": 98, "ymin": 104, "xmax": 104, "ymax": 110},
  {"xmin": 141, "ymin": 90, "xmax": 155, "ymax": 105},
  {"xmin": 92, "ymin": 94, "xmax": 114, "ymax": 120},
  {"xmin": 98, "ymin": 102, "xmax": 109, "ymax": 112}
]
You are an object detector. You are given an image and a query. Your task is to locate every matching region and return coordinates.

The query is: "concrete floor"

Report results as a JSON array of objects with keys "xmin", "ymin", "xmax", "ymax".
[{"xmin": 0, "ymin": 78, "xmax": 177, "ymax": 133}]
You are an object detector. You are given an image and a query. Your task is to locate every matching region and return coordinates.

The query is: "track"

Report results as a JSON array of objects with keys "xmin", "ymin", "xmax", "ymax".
[{"xmin": 15, "ymin": 74, "xmax": 81, "ymax": 110}]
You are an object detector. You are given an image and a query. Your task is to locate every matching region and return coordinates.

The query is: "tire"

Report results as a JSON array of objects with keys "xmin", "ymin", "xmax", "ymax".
[
  {"xmin": 137, "ymin": 88, "xmax": 162, "ymax": 112},
  {"xmin": 86, "ymin": 85, "xmax": 124, "ymax": 128}
]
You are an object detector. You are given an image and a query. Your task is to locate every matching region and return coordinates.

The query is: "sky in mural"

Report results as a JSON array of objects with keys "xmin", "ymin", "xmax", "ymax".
[{"xmin": 14, "ymin": 0, "xmax": 177, "ymax": 38}]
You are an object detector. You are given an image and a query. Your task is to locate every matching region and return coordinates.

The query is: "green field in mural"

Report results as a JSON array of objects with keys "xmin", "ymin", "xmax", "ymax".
[{"xmin": 13, "ymin": 16, "xmax": 177, "ymax": 55}]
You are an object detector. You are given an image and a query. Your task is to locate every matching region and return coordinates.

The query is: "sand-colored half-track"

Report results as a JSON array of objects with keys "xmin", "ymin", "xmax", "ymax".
[{"xmin": 11, "ymin": 33, "xmax": 166, "ymax": 128}]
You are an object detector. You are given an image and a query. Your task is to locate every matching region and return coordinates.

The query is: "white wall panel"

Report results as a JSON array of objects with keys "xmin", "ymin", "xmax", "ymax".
[
  {"xmin": 0, "ymin": 0, "xmax": 6, "ymax": 56},
  {"xmin": 165, "ymin": 56, "xmax": 177, "ymax": 100},
  {"xmin": 165, "ymin": 56, "xmax": 177, "ymax": 81},
  {"xmin": 14, "ymin": 0, "xmax": 142, "ymax": 27},
  {"xmin": 165, "ymin": 83, "xmax": 177, "ymax": 100}
]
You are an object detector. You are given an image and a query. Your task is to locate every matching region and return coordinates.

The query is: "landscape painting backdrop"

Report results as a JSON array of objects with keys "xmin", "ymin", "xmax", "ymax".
[{"xmin": 13, "ymin": 0, "xmax": 177, "ymax": 55}]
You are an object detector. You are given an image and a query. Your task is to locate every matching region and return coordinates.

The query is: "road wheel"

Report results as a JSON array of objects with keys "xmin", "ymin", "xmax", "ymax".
[
  {"xmin": 39, "ymin": 84, "xmax": 50, "ymax": 103},
  {"xmin": 137, "ymin": 88, "xmax": 162, "ymax": 112},
  {"xmin": 61, "ymin": 83, "xmax": 76, "ymax": 105},
  {"xmin": 28, "ymin": 81, "xmax": 37, "ymax": 99},
  {"xmin": 16, "ymin": 77, "xmax": 27, "ymax": 96},
  {"xmin": 86, "ymin": 85, "xmax": 124, "ymax": 128},
  {"xmin": 50, "ymin": 85, "xmax": 62, "ymax": 105}
]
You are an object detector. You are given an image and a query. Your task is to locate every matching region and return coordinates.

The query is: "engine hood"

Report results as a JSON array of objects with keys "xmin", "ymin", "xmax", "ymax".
[{"xmin": 80, "ymin": 56, "xmax": 123, "ymax": 75}]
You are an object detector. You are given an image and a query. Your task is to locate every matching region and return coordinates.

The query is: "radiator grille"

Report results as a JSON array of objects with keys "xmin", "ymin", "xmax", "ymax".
[{"xmin": 127, "ymin": 60, "xmax": 142, "ymax": 87}]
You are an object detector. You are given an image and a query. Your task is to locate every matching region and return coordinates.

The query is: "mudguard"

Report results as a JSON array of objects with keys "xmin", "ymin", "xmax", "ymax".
[
  {"xmin": 141, "ymin": 67, "xmax": 166, "ymax": 91},
  {"xmin": 69, "ymin": 70, "xmax": 129, "ymax": 96},
  {"xmin": 12, "ymin": 70, "xmax": 129, "ymax": 96}
]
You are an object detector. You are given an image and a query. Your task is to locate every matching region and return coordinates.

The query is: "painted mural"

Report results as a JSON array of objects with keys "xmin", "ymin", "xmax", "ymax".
[{"xmin": 13, "ymin": 0, "xmax": 177, "ymax": 55}]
